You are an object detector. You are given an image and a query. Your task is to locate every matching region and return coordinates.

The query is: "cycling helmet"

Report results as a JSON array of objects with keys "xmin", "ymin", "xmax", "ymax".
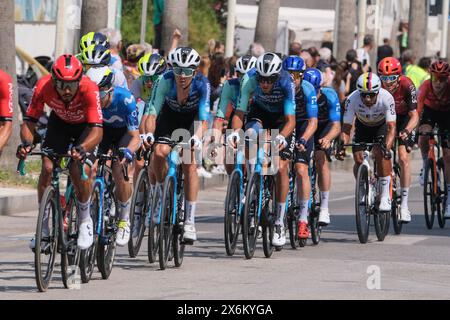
[
  {"xmin": 138, "ymin": 53, "xmax": 167, "ymax": 76},
  {"xmin": 80, "ymin": 44, "xmax": 111, "ymax": 66},
  {"xmin": 52, "ymin": 54, "xmax": 83, "ymax": 81},
  {"xmin": 235, "ymin": 55, "xmax": 257, "ymax": 74},
  {"xmin": 256, "ymin": 53, "xmax": 282, "ymax": 77},
  {"xmin": 303, "ymin": 68, "xmax": 322, "ymax": 93},
  {"xmin": 86, "ymin": 66, "xmax": 115, "ymax": 88},
  {"xmin": 169, "ymin": 47, "xmax": 201, "ymax": 68},
  {"xmin": 79, "ymin": 32, "xmax": 109, "ymax": 52},
  {"xmin": 282, "ymin": 56, "xmax": 306, "ymax": 73},
  {"xmin": 429, "ymin": 60, "xmax": 450, "ymax": 76},
  {"xmin": 378, "ymin": 57, "xmax": 402, "ymax": 76},
  {"xmin": 357, "ymin": 72, "xmax": 382, "ymax": 94}
]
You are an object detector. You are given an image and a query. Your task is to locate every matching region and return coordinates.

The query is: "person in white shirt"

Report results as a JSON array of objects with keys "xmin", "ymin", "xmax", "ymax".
[{"xmin": 356, "ymin": 35, "xmax": 374, "ymax": 73}]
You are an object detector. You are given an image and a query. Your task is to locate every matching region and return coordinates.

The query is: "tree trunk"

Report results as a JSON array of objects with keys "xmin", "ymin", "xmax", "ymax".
[
  {"xmin": 0, "ymin": 0, "xmax": 21, "ymax": 168},
  {"xmin": 80, "ymin": 0, "xmax": 109, "ymax": 37},
  {"xmin": 408, "ymin": 0, "xmax": 427, "ymax": 61},
  {"xmin": 161, "ymin": 0, "xmax": 188, "ymax": 54},
  {"xmin": 335, "ymin": 0, "xmax": 357, "ymax": 62},
  {"xmin": 254, "ymin": 0, "xmax": 280, "ymax": 52}
]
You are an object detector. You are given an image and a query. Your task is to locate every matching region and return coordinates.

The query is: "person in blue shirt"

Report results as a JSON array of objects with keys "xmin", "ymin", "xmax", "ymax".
[
  {"xmin": 303, "ymin": 68, "xmax": 341, "ymax": 227},
  {"xmin": 227, "ymin": 52, "xmax": 296, "ymax": 247},
  {"xmin": 145, "ymin": 47, "xmax": 210, "ymax": 243},
  {"xmin": 86, "ymin": 66, "xmax": 140, "ymax": 247},
  {"xmin": 283, "ymin": 56, "xmax": 319, "ymax": 241}
]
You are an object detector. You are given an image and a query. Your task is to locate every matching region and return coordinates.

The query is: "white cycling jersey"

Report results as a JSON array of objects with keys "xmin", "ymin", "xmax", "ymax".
[{"xmin": 343, "ymin": 88, "xmax": 396, "ymax": 127}]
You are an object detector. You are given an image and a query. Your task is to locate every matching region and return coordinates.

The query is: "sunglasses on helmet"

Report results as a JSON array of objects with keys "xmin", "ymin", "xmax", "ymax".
[
  {"xmin": 380, "ymin": 75, "xmax": 399, "ymax": 83},
  {"xmin": 257, "ymin": 74, "xmax": 279, "ymax": 84},
  {"xmin": 173, "ymin": 66, "xmax": 195, "ymax": 77}
]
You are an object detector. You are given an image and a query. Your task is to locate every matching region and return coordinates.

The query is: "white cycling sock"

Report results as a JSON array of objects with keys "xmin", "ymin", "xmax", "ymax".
[
  {"xmin": 401, "ymin": 187, "xmax": 409, "ymax": 209},
  {"xmin": 299, "ymin": 200, "xmax": 309, "ymax": 222},
  {"xmin": 275, "ymin": 202, "xmax": 286, "ymax": 226},
  {"xmin": 380, "ymin": 176, "xmax": 391, "ymax": 200},
  {"xmin": 78, "ymin": 200, "xmax": 91, "ymax": 222},
  {"xmin": 320, "ymin": 191, "xmax": 330, "ymax": 210},
  {"xmin": 185, "ymin": 201, "xmax": 196, "ymax": 225},
  {"xmin": 119, "ymin": 199, "xmax": 131, "ymax": 221}
]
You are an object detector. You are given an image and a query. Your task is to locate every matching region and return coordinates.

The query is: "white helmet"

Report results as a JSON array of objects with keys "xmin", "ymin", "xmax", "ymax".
[
  {"xmin": 256, "ymin": 53, "xmax": 282, "ymax": 77},
  {"xmin": 169, "ymin": 47, "xmax": 201, "ymax": 68},
  {"xmin": 86, "ymin": 66, "xmax": 114, "ymax": 88},
  {"xmin": 357, "ymin": 72, "xmax": 382, "ymax": 94},
  {"xmin": 235, "ymin": 55, "xmax": 257, "ymax": 74}
]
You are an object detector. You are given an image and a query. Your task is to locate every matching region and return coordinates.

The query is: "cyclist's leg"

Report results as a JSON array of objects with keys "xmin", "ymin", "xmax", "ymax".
[
  {"xmin": 353, "ymin": 119, "xmax": 376, "ymax": 178},
  {"xmin": 372, "ymin": 124, "xmax": 392, "ymax": 211},
  {"xmin": 418, "ymin": 107, "xmax": 435, "ymax": 175},
  {"xmin": 396, "ymin": 114, "xmax": 412, "ymax": 216}
]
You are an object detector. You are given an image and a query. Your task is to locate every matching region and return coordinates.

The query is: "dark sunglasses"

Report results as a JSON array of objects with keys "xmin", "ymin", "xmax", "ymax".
[
  {"xmin": 360, "ymin": 92, "xmax": 378, "ymax": 99},
  {"xmin": 143, "ymin": 75, "xmax": 159, "ymax": 83},
  {"xmin": 257, "ymin": 74, "xmax": 279, "ymax": 84},
  {"xmin": 432, "ymin": 74, "xmax": 447, "ymax": 83},
  {"xmin": 99, "ymin": 87, "xmax": 113, "ymax": 99},
  {"xmin": 54, "ymin": 79, "xmax": 80, "ymax": 91}
]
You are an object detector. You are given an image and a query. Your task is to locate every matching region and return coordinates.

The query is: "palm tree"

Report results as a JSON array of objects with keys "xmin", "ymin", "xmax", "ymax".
[
  {"xmin": 80, "ymin": 0, "xmax": 109, "ymax": 37},
  {"xmin": 254, "ymin": 0, "xmax": 280, "ymax": 52},
  {"xmin": 335, "ymin": 0, "xmax": 357, "ymax": 62},
  {"xmin": 161, "ymin": 0, "xmax": 188, "ymax": 54},
  {"xmin": 0, "ymin": 0, "xmax": 21, "ymax": 167},
  {"xmin": 408, "ymin": 0, "xmax": 427, "ymax": 60}
]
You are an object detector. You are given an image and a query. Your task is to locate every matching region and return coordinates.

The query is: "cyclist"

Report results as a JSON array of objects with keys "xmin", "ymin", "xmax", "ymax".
[
  {"xmin": 378, "ymin": 57, "xmax": 419, "ymax": 222},
  {"xmin": 80, "ymin": 43, "xmax": 128, "ymax": 89},
  {"xmin": 303, "ymin": 68, "xmax": 341, "ymax": 226},
  {"xmin": 212, "ymin": 54, "xmax": 257, "ymax": 174},
  {"xmin": 416, "ymin": 60, "xmax": 450, "ymax": 217},
  {"xmin": 227, "ymin": 52, "xmax": 296, "ymax": 247},
  {"xmin": 282, "ymin": 56, "xmax": 318, "ymax": 240},
  {"xmin": 86, "ymin": 66, "xmax": 140, "ymax": 246},
  {"xmin": 0, "ymin": 69, "xmax": 13, "ymax": 153},
  {"xmin": 18, "ymin": 54, "xmax": 103, "ymax": 250},
  {"xmin": 132, "ymin": 53, "xmax": 167, "ymax": 230},
  {"xmin": 336, "ymin": 73, "xmax": 396, "ymax": 212},
  {"xmin": 145, "ymin": 47, "xmax": 210, "ymax": 242}
]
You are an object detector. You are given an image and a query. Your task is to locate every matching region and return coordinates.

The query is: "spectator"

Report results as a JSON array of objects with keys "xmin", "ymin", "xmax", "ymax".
[
  {"xmin": 153, "ymin": 0, "xmax": 164, "ymax": 50},
  {"xmin": 308, "ymin": 47, "xmax": 320, "ymax": 67},
  {"xmin": 403, "ymin": 50, "xmax": 430, "ymax": 88},
  {"xmin": 356, "ymin": 34, "xmax": 374, "ymax": 73},
  {"xmin": 98, "ymin": 28, "xmax": 123, "ymax": 71},
  {"xmin": 345, "ymin": 49, "xmax": 363, "ymax": 93},
  {"xmin": 249, "ymin": 42, "xmax": 265, "ymax": 57},
  {"xmin": 317, "ymin": 47, "xmax": 334, "ymax": 86},
  {"xmin": 199, "ymin": 55, "xmax": 211, "ymax": 78},
  {"xmin": 377, "ymin": 38, "xmax": 394, "ymax": 66},
  {"xmin": 397, "ymin": 21, "xmax": 409, "ymax": 56},
  {"xmin": 289, "ymin": 42, "xmax": 302, "ymax": 56},
  {"xmin": 208, "ymin": 54, "xmax": 226, "ymax": 104},
  {"xmin": 321, "ymin": 31, "xmax": 333, "ymax": 52},
  {"xmin": 300, "ymin": 49, "xmax": 314, "ymax": 68},
  {"xmin": 124, "ymin": 43, "xmax": 151, "ymax": 88},
  {"xmin": 333, "ymin": 61, "xmax": 349, "ymax": 103}
]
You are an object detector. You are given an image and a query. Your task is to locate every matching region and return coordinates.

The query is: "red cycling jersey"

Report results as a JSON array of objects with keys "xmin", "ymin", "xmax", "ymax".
[
  {"xmin": 418, "ymin": 78, "xmax": 450, "ymax": 114},
  {"xmin": 25, "ymin": 74, "xmax": 103, "ymax": 125},
  {"xmin": 0, "ymin": 69, "xmax": 13, "ymax": 121},
  {"xmin": 383, "ymin": 75, "xmax": 417, "ymax": 116}
]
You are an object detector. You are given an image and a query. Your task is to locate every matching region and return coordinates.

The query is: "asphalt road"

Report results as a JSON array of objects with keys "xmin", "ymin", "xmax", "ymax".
[{"xmin": 1, "ymin": 151, "xmax": 450, "ymax": 300}]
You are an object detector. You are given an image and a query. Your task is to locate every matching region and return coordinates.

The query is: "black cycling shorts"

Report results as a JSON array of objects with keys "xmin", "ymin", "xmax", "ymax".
[
  {"xmin": 353, "ymin": 119, "xmax": 387, "ymax": 152},
  {"xmin": 98, "ymin": 126, "xmax": 129, "ymax": 155},
  {"xmin": 419, "ymin": 106, "xmax": 450, "ymax": 149},
  {"xmin": 245, "ymin": 106, "xmax": 294, "ymax": 160},
  {"xmin": 154, "ymin": 104, "xmax": 197, "ymax": 144}
]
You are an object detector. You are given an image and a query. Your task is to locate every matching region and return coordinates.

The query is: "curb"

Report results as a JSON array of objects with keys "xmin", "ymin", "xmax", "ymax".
[{"xmin": 0, "ymin": 188, "xmax": 37, "ymax": 216}]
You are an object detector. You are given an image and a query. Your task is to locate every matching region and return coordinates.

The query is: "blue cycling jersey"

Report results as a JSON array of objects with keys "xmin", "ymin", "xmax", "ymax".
[
  {"xmin": 317, "ymin": 87, "xmax": 341, "ymax": 123},
  {"xmin": 237, "ymin": 69, "xmax": 296, "ymax": 115},
  {"xmin": 102, "ymin": 86, "xmax": 139, "ymax": 131},
  {"xmin": 294, "ymin": 80, "xmax": 318, "ymax": 120},
  {"xmin": 216, "ymin": 77, "xmax": 240, "ymax": 119},
  {"xmin": 150, "ymin": 71, "xmax": 211, "ymax": 121}
]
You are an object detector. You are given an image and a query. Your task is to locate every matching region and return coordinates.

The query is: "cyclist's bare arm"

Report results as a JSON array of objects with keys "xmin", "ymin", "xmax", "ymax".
[
  {"xmin": 127, "ymin": 130, "xmax": 141, "ymax": 153},
  {"xmin": 324, "ymin": 121, "xmax": 341, "ymax": 142},
  {"xmin": 139, "ymin": 114, "xmax": 148, "ymax": 134},
  {"xmin": 299, "ymin": 117, "xmax": 318, "ymax": 142},
  {"xmin": 79, "ymin": 125, "xmax": 103, "ymax": 152},
  {"xmin": 280, "ymin": 115, "xmax": 296, "ymax": 139},
  {"xmin": 340, "ymin": 123, "xmax": 352, "ymax": 145},
  {"xmin": 0, "ymin": 121, "xmax": 12, "ymax": 152},
  {"xmin": 20, "ymin": 120, "xmax": 36, "ymax": 145},
  {"xmin": 144, "ymin": 114, "xmax": 156, "ymax": 135},
  {"xmin": 405, "ymin": 110, "xmax": 419, "ymax": 135},
  {"xmin": 231, "ymin": 110, "xmax": 244, "ymax": 132},
  {"xmin": 386, "ymin": 121, "xmax": 396, "ymax": 150}
]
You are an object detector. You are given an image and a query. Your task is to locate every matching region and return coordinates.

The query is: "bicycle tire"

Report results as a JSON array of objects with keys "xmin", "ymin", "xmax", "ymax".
[
  {"xmin": 262, "ymin": 176, "xmax": 275, "ymax": 258},
  {"xmin": 242, "ymin": 172, "xmax": 261, "ymax": 260},
  {"xmin": 173, "ymin": 170, "xmax": 185, "ymax": 267},
  {"xmin": 128, "ymin": 168, "xmax": 150, "ymax": 258},
  {"xmin": 437, "ymin": 158, "xmax": 446, "ymax": 228},
  {"xmin": 288, "ymin": 176, "xmax": 299, "ymax": 249},
  {"xmin": 34, "ymin": 186, "xmax": 58, "ymax": 292},
  {"xmin": 391, "ymin": 169, "xmax": 403, "ymax": 235},
  {"xmin": 79, "ymin": 193, "xmax": 99, "ymax": 284},
  {"xmin": 355, "ymin": 164, "xmax": 370, "ymax": 244},
  {"xmin": 61, "ymin": 192, "xmax": 80, "ymax": 289},
  {"xmin": 148, "ymin": 185, "xmax": 162, "ymax": 263},
  {"xmin": 423, "ymin": 160, "xmax": 436, "ymax": 229},
  {"xmin": 158, "ymin": 175, "xmax": 175, "ymax": 270},
  {"xmin": 224, "ymin": 170, "xmax": 241, "ymax": 256}
]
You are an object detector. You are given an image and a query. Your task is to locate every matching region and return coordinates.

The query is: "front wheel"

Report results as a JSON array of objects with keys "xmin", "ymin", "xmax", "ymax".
[
  {"xmin": 262, "ymin": 176, "xmax": 275, "ymax": 258},
  {"xmin": 158, "ymin": 176, "xmax": 175, "ymax": 270},
  {"xmin": 355, "ymin": 164, "xmax": 370, "ymax": 244},
  {"xmin": 224, "ymin": 170, "xmax": 242, "ymax": 256},
  {"xmin": 79, "ymin": 193, "xmax": 99, "ymax": 283},
  {"xmin": 242, "ymin": 172, "xmax": 261, "ymax": 260},
  {"xmin": 392, "ymin": 170, "xmax": 403, "ymax": 235},
  {"xmin": 423, "ymin": 160, "xmax": 436, "ymax": 229},
  {"xmin": 437, "ymin": 159, "xmax": 447, "ymax": 229}
]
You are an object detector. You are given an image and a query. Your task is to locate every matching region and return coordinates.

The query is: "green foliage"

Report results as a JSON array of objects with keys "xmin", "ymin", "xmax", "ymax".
[
  {"xmin": 0, "ymin": 159, "xmax": 41, "ymax": 188},
  {"xmin": 120, "ymin": 0, "xmax": 225, "ymax": 53}
]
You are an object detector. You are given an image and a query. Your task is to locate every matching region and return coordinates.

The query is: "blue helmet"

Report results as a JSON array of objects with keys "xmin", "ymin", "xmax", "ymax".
[
  {"xmin": 304, "ymin": 68, "xmax": 322, "ymax": 93},
  {"xmin": 282, "ymin": 56, "xmax": 306, "ymax": 73}
]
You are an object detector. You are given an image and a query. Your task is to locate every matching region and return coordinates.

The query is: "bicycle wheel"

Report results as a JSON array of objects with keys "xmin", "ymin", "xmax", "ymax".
[
  {"xmin": 79, "ymin": 193, "xmax": 99, "ymax": 283},
  {"xmin": 242, "ymin": 172, "xmax": 261, "ymax": 260},
  {"xmin": 173, "ymin": 172, "xmax": 185, "ymax": 267},
  {"xmin": 61, "ymin": 191, "xmax": 80, "ymax": 289},
  {"xmin": 262, "ymin": 176, "xmax": 275, "ymax": 258},
  {"xmin": 34, "ymin": 186, "xmax": 58, "ymax": 292},
  {"xmin": 224, "ymin": 170, "xmax": 241, "ymax": 256},
  {"xmin": 97, "ymin": 187, "xmax": 118, "ymax": 280},
  {"xmin": 391, "ymin": 169, "xmax": 403, "ymax": 235},
  {"xmin": 355, "ymin": 164, "xmax": 370, "ymax": 244},
  {"xmin": 374, "ymin": 210, "xmax": 388, "ymax": 241},
  {"xmin": 423, "ymin": 160, "xmax": 436, "ymax": 229},
  {"xmin": 148, "ymin": 184, "xmax": 162, "ymax": 263},
  {"xmin": 128, "ymin": 168, "xmax": 150, "ymax": 258},
  {"xmin": 310, "ymin": 202, "xmax": 321, "ymax": 245},
  {"xmin": 158, "ymin": 176, "xmax": 175, "ymax": 270},
  {"xmin": 288, "ymin": 176, "xmax": 299, "ymax": 249},
  {"xmin": 437, "ymin": 158, "xmax": 447, "ymax": 228}
]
